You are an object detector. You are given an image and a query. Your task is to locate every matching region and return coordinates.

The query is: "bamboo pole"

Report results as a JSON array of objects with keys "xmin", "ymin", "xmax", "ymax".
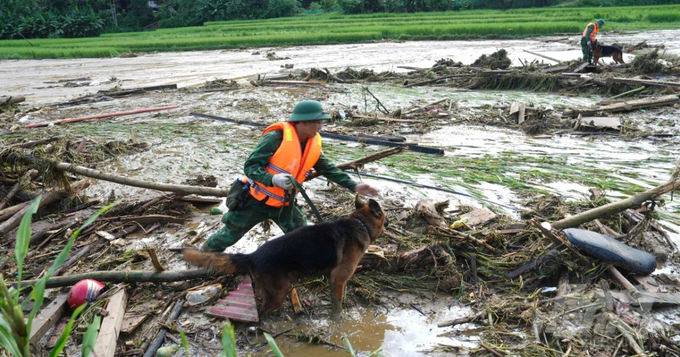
[
  {"xmin": 18, "ymin": 269, "xmax": 213, "ymax": 288},
  {"xmin": 552, "ymin": 179, "xmax": 680, "ymax": 230},
  {"xmin": 26, "ymin": 105, "xmax": 180, "ymax": 128}
]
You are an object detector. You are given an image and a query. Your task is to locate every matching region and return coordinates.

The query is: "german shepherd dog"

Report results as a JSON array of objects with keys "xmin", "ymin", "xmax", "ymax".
[
  {"xmin": 175, "ymin": 197, "xmax": 387, "ymax": 318},
  {"xmin": 592, "ymin": 40, "xmax": 625, "ymax": 65}
]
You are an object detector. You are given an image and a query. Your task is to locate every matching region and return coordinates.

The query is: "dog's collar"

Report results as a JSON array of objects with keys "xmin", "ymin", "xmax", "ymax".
[{"xmin": 353, "ymin": 218, "xmax": 372, "ymax": 237}]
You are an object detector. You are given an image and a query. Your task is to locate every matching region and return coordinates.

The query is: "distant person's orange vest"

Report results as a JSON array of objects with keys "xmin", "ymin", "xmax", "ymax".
[
  {"xmin": 582, "ymin": 23, "xmax": 599, "ymax": 42},
  {"xmin": 245, "ymin": 122, "xmax": 322, "ymax": 207}
]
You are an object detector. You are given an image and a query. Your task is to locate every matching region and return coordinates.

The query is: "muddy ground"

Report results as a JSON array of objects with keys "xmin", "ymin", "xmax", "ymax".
[{"xmin": 2, "ymin": 29, "xmax": 680, "ymax": 356}]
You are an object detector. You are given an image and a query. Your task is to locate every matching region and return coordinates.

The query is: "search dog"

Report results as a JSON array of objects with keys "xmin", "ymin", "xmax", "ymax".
[
  {"xmin": 592, "ymin": 40, "xmax": 625, "ymax": 65},
  {"xmin": 173, "ymin": 196, "xmax": 387, "ymax": 318}
]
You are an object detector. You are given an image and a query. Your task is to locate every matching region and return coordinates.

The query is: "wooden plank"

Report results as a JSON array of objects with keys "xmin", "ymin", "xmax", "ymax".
[
  {"xmin": 509, "ymin": 103, "xmax": 519, "ymax": 115},
  {"xmin": 632, "ymin": 275, "xmax": 667, "ymax": 293},
  {"xmin": 578, "ymin": 115, "xmax": 622, "ymax": 130},
  {"xmin": 29, "ymin": 293, "xmax": 69, "ymax": 344},
  {"xmin": 120, "ymin": 313, "xmax": 150, "ymax": 334},
  {"xmin": 93, "ymin": 289, "xmax": 128, "ymax": 357},
  {"xmin": 460, "ymin": 207, "xmax": 496, "ymax": 227},
  {"xmin": 542, "ymin": 65, "xmax": 569, "ymax": 73},
  {"xmin": 572, "ymin": 62, "xmax": 590, "ymax": 73},
  {"xmin": 607, "ymin": 77, "xmax": 680, "ymax": 88},
  {"xmin": 173, "ymin": 196, "xmax": 223, "ymax": 204},
  {"xmin": 518, "ymin": 103, "xmax": 526, "ymax": 124}
]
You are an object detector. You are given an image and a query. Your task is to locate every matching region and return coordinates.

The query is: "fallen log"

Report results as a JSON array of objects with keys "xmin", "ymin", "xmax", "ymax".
[
  {"xmin": 607, "ymin": 77, "xmax": 680, "ymax": 89},
  {"xmin": 0, "ymin": 95, "xmax": 26, "ymax": 106},
  {"xmin": 551, "ymin": 178, "xmax": 680, "ymax": 230},
  {"xmin": 53, "ymin": 162, "xmax": 231, "ymax": 196},
  {"xmin": 563, "ymin": 94, "xmax": 679, "ymax": 117},
  {"xmin": 18, "ymin": 269, "xmax": 214, "ymax": 288}
]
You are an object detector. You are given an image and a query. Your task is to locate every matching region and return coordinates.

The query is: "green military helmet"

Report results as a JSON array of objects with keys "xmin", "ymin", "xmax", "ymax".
[
  {"xmin": 596, "ymin": 19, "xmax": 605, "ymax": 26},
  {"xmin": 288, "ymin": 100, "xmax": 331, "ymax": 122}
]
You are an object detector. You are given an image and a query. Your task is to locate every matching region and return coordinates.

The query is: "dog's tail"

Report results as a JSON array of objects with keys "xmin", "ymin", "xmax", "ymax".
[{"xmin": 177, "ymin": 248, "xmax": 251, "ymax": 275}]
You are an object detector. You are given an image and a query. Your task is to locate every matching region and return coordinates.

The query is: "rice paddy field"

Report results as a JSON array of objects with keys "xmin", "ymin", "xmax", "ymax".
[{"xmin": 0, "ymin": 4, "xmax": 679, "ymax": 59}]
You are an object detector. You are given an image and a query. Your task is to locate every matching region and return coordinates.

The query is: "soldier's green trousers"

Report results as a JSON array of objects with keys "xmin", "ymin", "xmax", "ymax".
[
  {"xmin": 581, "ymin": 37, "xmax": 592, "ymax": 63},
  {"xmin": 204, "ymin": 194, "xmax": 307, "ymax": 251}
]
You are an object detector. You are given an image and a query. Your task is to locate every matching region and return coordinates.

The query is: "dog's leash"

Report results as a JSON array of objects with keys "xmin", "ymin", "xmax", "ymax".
[{"xmin": 280, "ymin": 177, "xmax": 324, "ymax": 225}]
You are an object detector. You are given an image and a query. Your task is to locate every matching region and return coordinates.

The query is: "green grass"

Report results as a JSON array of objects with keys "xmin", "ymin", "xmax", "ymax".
[{"xmin": 1, "ymin": 4, "xmax": 679, "ymax": 59}]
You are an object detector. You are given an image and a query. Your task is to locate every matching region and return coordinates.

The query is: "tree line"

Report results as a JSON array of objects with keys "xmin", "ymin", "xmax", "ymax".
[{"xmin": 0, "ymin": 0, "xmax": 676, "ymax": 40}]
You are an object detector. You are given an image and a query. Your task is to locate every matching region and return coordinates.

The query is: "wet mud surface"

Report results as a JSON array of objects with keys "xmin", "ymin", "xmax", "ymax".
[{"xmin": 1, "ymin": 29, "xmax": 680, "ymax": 356}]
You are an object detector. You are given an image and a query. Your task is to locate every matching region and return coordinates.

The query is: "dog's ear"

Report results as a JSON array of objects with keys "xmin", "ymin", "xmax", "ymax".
[
  {"xmin": 368, "ymin": 199, "xmax": 383, "ymax": 217},
  {"xmin": 355, "ymin": 194, "xmax": 366, "ymax": 209}
]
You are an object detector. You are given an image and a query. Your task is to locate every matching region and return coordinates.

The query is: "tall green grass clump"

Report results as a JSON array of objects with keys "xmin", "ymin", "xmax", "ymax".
[{"xmin": 0, "ymin": 197, "xmax": 116, "ymax": 356}]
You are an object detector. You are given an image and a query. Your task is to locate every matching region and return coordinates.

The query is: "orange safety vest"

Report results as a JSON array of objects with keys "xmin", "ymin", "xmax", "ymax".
[
  {"xmin": 244, "ymin": 122, "xmax": 322, "ymax": 207},
  {"xmin": 582, "ymin": 23, "xmax": 599, "ymax": 42}
]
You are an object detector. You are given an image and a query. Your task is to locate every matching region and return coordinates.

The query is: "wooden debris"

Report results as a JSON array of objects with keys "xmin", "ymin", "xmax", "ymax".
[
  {"xmin": 349, "ymin": 113, "xmax": 422, "ymax": 123},
  {"xmin": 460, "ymin": 207, "xmax": 496, "ymax": 227},
  {"xmin": 29, "ymin": 293, "xmax": 69, "ymax": 344},
  {"xmin": 541, "ymin": 65, "xmax": 569, "ymax": 73},
  {"xmin": 576, "ymin": 114, "xmax": 622, "ymax": 131},
  {"xmin": 26, "ymin": 106, "xmax": 180, "ymax": 128},
  {"xmin": 551, "ymin": 178, "xmax": 680, "ymax": 229},
  {"xmin": 19, "ymin": 269, "xmax": 214, "ymax": 288},
  {"xmin": 0, "ymin": 179, "xmax": 91, "ymax": 237},
  {"xmin": 120, "ymin": 313, "xmax": 150, "ymax": 334},
  {"xmin": 290, "ymin": 287, "xmax": 303, "ymax": 314},
  {"xmin": 523, "ymin": 49, "xmax": 561, "ymax": 63},
  {"xmin": 265, "ymin": 80, "xmax": 322, "ymax": 86},
  {"xmin": 415, "ymin": 200, "xmax": 447, "ymax": 228},
  {"xmin": 146, "ymin": 248, "xmax": 165, "ymax": 272},
  {"xmin": 607, "ymin": 77, "xmax": 680, "ymax": 89},
  {"xmin": 0, "ymin": 95, "xmax": 26, "ymax": 106},
  {"xmin": 518, "ymin": 103, "xmax": 526, "ymax": 124},
  {"xmin": 564, "ymin": 94, "xmax": 680, "ymax": 117},
  {"xmin": 0, "ymin": 169, "xmax": 37, "ymax": 210},
  {"xmin": 572, "ymin": 62, "xmax": 590, "ymax": 73},
  {"xmin": 94, "ymin": 289, "xmax": 128, "ymax": 357}
]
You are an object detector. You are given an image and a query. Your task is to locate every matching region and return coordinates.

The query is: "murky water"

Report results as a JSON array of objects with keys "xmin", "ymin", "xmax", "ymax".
[{"xmin": 6, "ymin": 30, "xmax": 680, "ymax": 356}]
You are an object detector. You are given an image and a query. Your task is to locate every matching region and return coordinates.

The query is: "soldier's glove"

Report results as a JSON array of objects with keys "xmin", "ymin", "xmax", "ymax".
[{"xmin": 272, "ymin": 173, "xmax": 294, "ymax": 190}]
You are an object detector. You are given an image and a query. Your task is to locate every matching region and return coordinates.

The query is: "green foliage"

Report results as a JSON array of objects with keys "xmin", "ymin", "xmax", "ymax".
[
  {"xmin": 267, "ymin": 0, "xmax": 301, "ymax": 18},
  {"xmin": 263, "ymin": 332, "xmax": 284, "ymax": 357},
  {"xmin": 221, "ymin": 322, "xmax": 237, "ymax": 357},
  {"xmin": 81, "ymin": 315, "xmax": 101, "ymax": 357},
  {"xmin": 0, "ymin": 198, "xmax": 117, "ymax": 357},
  {"xmin": 1, "ymin": 4, "xmax": 679, "ymax": 58}
]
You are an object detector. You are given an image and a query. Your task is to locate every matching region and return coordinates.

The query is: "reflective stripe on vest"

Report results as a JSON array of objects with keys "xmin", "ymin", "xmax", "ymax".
[
  {"xmin": 582, "ymin": 23, "xmax": 599, "ymax": 42},
  {"xmin": 245, "ymin": 122, "xmax": 322, "ymax": 207}
]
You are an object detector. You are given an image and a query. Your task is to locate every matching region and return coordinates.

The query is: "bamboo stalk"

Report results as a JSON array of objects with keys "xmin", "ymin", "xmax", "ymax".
[
  {"xmin": 25, "ymin": 106, "xmax": 180, "ymax": 128},
  {"xmin": 18, "ymin": 269, "xmax": 214, "ymax": 288},
  {"xmin": 552, "ymin": 179, "xmax": 680, "ymax": 230}
]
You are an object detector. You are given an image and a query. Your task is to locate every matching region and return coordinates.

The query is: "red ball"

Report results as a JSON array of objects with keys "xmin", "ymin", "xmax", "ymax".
[{"xmin": 67, "ymin": 279, "xmax": 104, "ymax": 309}]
